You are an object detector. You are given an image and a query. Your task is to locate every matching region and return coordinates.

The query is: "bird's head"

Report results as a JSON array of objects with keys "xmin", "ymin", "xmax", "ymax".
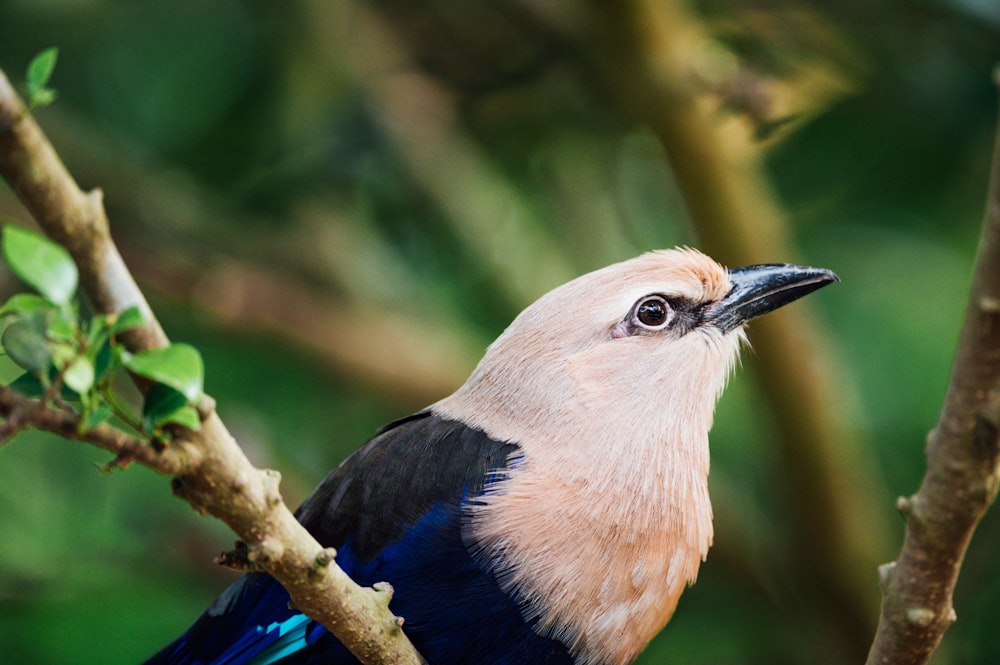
[{"xmin": 437, "ymin": 247, "xmax": 837, "ymax": 449}]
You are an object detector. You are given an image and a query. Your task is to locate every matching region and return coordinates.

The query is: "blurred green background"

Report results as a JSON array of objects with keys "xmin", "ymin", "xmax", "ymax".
[{"xmin": 1, "ymin": 1, "xmax": 999, "ymax": 663}]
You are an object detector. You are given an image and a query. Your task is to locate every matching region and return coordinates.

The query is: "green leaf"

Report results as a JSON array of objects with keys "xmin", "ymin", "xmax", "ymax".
[
  {"xmin": 82, "ymin": 403, "xmax": 114, "ymax": 432},
  {"xmin": 87, "ymin": 314, "xmax": 110, "ymax": 348},
  {"xmin": 29, "ymin": 88, "xmax": 56, "ymax": 108},
  {"xmin": 142, "ymin": 382, "xmax": 200, "ymax": 433},
  {"xmin": 6, "ymin": 367, "xmax": 78, "ymax": 400},
  {"xmin": 47, "ymin": 305, "xmax": 79, "ymax": 344},
  {"xmin": 0, "ymin": 352, "xmax": 23, "ymax": 385},
  {"xmin": 91, "ymin": 339, "xmax": 114, "ymax": 382},
  {"xmin": 49, "ymin": 340, "xmax": 76, "ymax": 368},
  {"xmin": 2, "ymin": 226, "xmax": 78, "ymax": 305},
  {"xmin": 108, "ymin": 305, "xmax": 147, "ymax": 336},
  {"xmin": 26, "ymin": 47, "xmax": 58, "ymax": 108},
  {"xmin": 164, "ymin": 405, "xmax": 201, "ymax": 431},
  {"xmin": 7, "ymin": 371, "xmax": 44, "ymax": 396},
  {"xmin": 125, "ymin": 343, "xmax": 203, "ymax": 401},
  {"xmin": 27, "ymin": 48, "xmax": 58, "ymax": 92},
  {"xmin": 63, "ymin": 355, "xmax": 94, "ymax": 394},
  {"xmin": 0, "ymin": 294, "xmax": 54, "ymax": 318},
  {"xmin": 2, "ymin": 311, "xmax": 51, "ymax": 371}
]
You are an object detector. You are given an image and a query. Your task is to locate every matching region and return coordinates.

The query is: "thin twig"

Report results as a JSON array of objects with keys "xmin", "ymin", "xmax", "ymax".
[
  {"xmin": 0, "ymin": 385, "xmax": 186, "ymax": 471},
  {"xmin": 864, "ymin": 72, "xmax": 1000, "ymax": 665}
]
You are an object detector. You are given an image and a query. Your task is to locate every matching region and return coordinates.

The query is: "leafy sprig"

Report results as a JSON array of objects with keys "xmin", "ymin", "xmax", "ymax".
[
  {"xmin": 25, "ymin": 47, "xmax": 58, "ymax": 110},
  {"xmin": 0, "ymin": 225, "xmax": 204, "ymax": 438}
]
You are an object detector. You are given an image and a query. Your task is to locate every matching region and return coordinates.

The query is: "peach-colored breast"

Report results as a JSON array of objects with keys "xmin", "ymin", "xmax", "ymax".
[{"xmin": 465, "ymin": 423, "xmax": 715, "ymax": 665}]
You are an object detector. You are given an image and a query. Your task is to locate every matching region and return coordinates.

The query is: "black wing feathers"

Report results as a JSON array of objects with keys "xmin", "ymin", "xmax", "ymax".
[{"xmin": 295, "ymin": 411, "xmax": 519, "ymax": 562}]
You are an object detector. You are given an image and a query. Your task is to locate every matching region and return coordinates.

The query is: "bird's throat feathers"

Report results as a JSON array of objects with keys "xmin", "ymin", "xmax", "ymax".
[{"xmin": 432, "ymin": 249, "xmax": 747, "ymax": 665}]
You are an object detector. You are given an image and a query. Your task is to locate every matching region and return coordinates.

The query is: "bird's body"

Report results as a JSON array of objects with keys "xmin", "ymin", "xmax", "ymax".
[{"xmin": 148, "ymin": 249, "xmax": 837, "ymax": 665}]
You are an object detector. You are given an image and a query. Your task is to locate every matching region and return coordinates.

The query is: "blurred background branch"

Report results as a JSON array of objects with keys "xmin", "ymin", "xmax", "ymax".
[
  {"xmin": 0, "ymin": 1, "xmax": 998, "ymax": 663},
  {"xmin": 533, "ymin": 2, "xmax": 890, "ymax": 660}
]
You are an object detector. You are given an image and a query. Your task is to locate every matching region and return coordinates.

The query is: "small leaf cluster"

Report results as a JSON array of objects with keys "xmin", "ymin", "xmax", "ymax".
[
  {"xmin": 25, "ymin": 47, "xmax": 59, "ymax": 110},
  {"xmin": 0, "ymin": 225, "xmax": 204, "ymax": 438}
]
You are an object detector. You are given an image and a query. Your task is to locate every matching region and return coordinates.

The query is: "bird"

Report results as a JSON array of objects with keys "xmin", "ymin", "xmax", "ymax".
[{"xmin": 147, "ymin": 247, "xmax": 838, "ymax": 665}]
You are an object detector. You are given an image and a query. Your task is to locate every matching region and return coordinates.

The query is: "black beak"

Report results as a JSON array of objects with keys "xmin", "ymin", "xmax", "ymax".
[{"xmin": 708, "ymin": 263, "xmax": 839, "ymax": 333}]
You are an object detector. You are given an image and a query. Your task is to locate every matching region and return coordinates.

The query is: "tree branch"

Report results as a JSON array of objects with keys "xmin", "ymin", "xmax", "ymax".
[
  {"xmin": 0, "ymin": 384, "xmax": 188, "ymax": 471},
  {"xmin": 0, "ymin": 65, "xmax": 424, "ymax": 665},
  {"xmin": 341, "ymin": 6, "xmax": 576, "ymax": 304},
  {"xmin": 865, "ymin": 73, "xmax": 1000, "ymax": 665}
]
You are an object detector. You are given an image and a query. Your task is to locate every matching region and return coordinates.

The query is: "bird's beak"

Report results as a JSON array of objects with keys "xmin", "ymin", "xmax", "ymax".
[{"xmin": 707, "ymin": 263, "xmax": 839, "ymax": 333}]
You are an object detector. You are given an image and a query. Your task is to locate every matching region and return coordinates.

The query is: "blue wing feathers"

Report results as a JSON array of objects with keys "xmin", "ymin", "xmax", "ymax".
[{"xmin": 146, "ymin": 413, "xmax": 574, "ymax": 665}]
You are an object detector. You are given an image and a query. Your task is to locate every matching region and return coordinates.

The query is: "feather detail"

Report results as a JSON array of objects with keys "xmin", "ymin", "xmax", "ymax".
[{"xmin": 148, "ymin": 416, "xmax": 575, "ymax": 665}]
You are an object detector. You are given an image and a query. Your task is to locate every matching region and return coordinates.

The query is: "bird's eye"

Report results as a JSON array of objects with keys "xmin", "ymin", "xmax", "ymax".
[{"xmin": 634, "ymin": 295, "xmax": 671, "ymax": 329}]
